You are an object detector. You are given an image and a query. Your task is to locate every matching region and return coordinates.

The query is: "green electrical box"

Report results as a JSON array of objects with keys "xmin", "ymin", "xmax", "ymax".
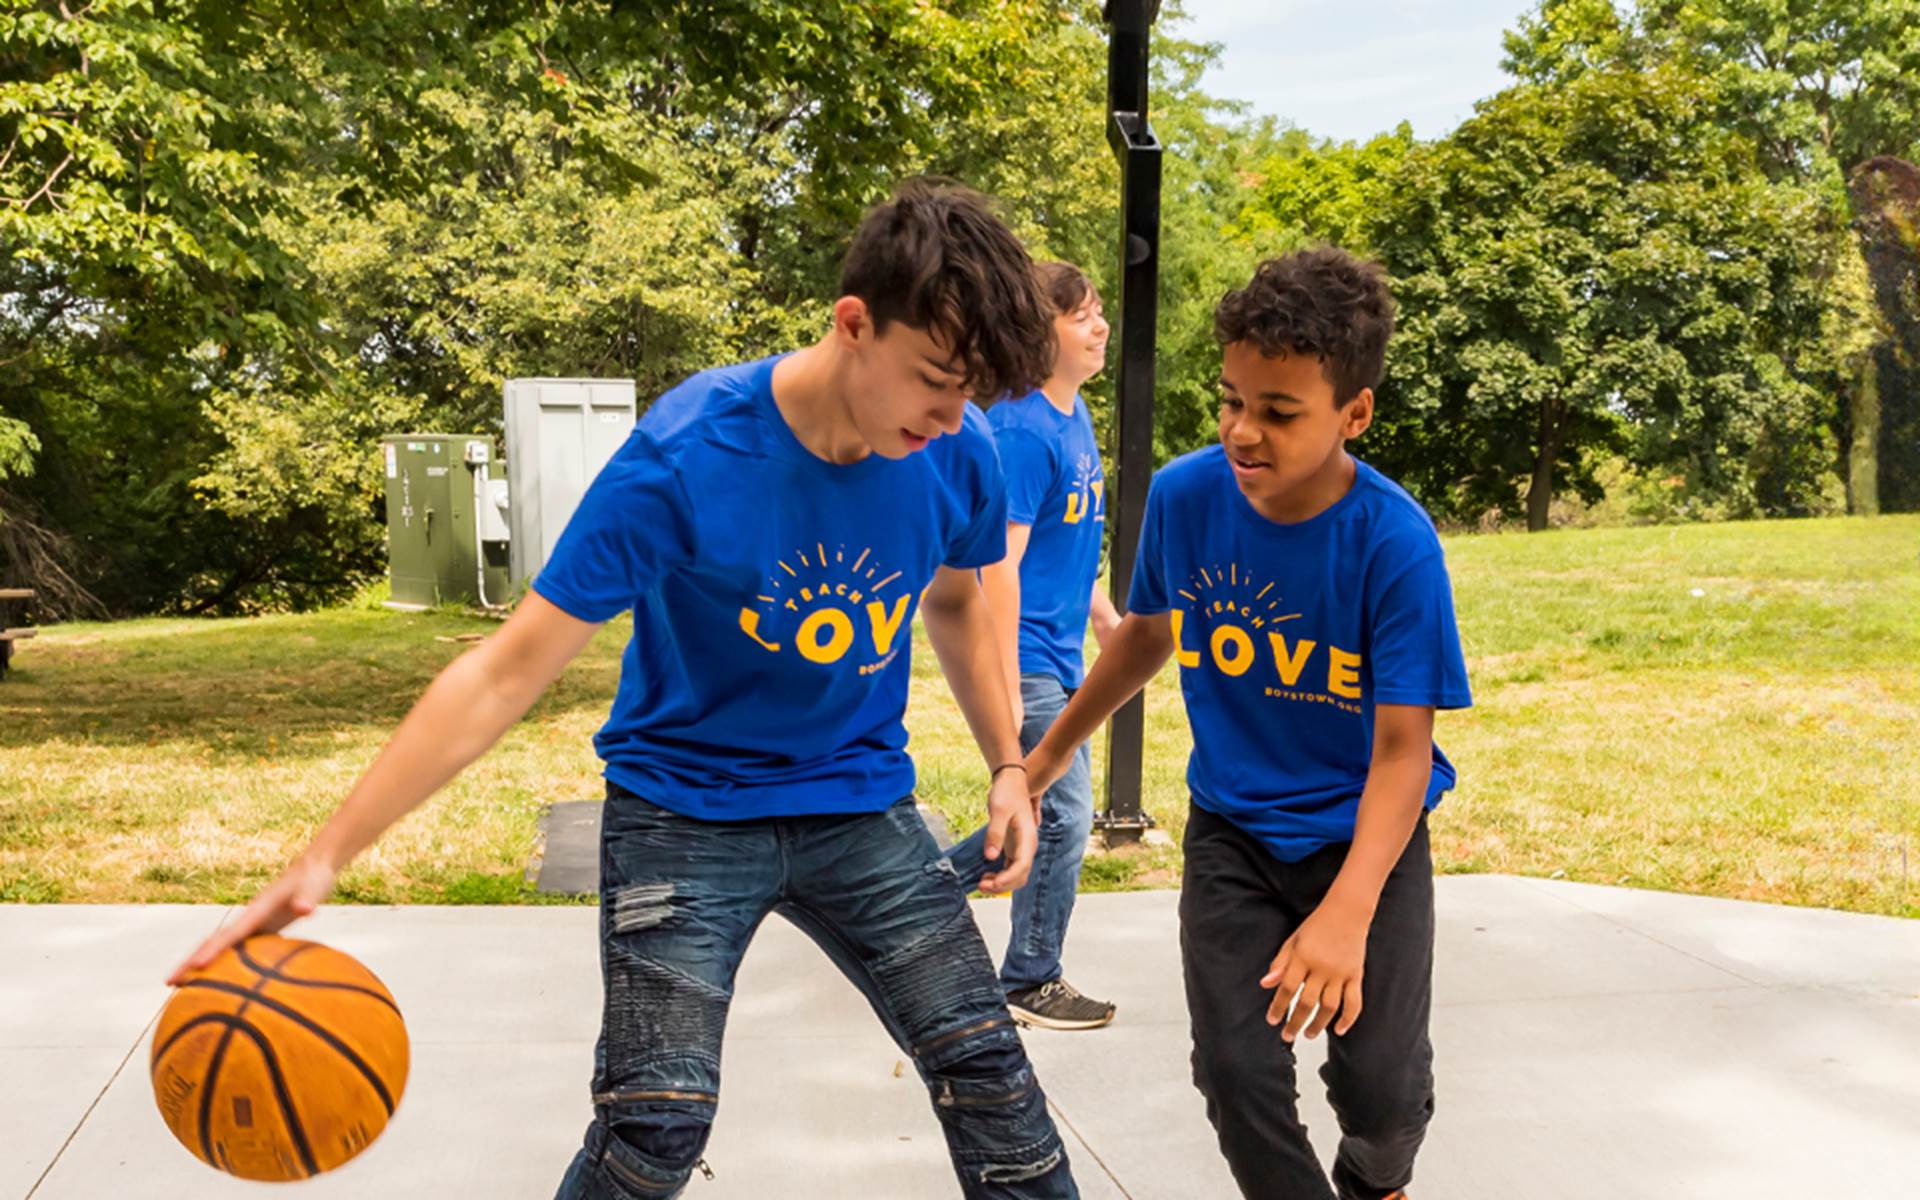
[{"xmin": 381, "ymin": 435, "xmax": 513, "ymax": 610}]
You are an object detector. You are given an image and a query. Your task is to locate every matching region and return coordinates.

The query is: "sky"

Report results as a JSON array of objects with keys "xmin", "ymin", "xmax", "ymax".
[{"xmin": 1171, "ymin": 0, "xmax": 1540, "ymax": 143}]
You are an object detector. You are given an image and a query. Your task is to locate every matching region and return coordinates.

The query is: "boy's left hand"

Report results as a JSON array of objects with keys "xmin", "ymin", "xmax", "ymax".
[{"xmin": 1261, "ymin": 896, "xmax": 1372, "ymax": 1041}]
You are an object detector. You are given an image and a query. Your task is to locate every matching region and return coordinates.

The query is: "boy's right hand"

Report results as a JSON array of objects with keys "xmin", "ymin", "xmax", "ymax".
[
  {"xmin": 166, "ymin": 854, "xmax": 338, "ymax": 985},
  {"xmin": 978, "ymin": 768, "xmax": 1039, "ymax": 894}
]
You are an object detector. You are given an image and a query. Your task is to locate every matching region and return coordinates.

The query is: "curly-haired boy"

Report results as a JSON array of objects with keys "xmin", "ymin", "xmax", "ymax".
[{"xmin": 1026, "ymin": 247, "xmax": 1472, "ymax": 1200}]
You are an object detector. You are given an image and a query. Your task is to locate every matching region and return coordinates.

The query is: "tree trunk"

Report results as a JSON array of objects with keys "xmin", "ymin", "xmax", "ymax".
[
  {"xmin": 1850, "ymin": 353, "xmax": 1881, "ymax": 516},
  {"xmin": 1526, "ymin": 400, "xmax": 1560, "ymax": 532},
  {"xmin": 1847, "ymin": 158, "xmax": 1920, "ymax": 513}
]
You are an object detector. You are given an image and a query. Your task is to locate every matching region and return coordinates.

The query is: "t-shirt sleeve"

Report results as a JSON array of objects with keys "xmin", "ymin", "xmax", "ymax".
[
  {"xmin": 995, "ymin": 428, "xmax": 1056, "ymax": 526},
  {"xmin": 943, "ymin": 431, "xmax": 1010, "ymax": 570},
  {"xmin": 531, "ymin": 432, "xmax": 694, "ymax": 623},
  {"xmin": 1124, "ymin": 475, "xmax": 1172, "ymax": 615},
  {"xmin": 1367, "ymin": 546, "xmax": 1473, "ymax": 709}
]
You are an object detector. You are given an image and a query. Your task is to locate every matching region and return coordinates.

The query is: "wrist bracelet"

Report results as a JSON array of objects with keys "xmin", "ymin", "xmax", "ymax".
[{"xmin": 991, "ymin": 762, "xmax": 1027, "ymax": 779}]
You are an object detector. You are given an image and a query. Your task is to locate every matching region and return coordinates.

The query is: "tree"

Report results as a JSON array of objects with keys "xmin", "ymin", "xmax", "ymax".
[
  {"xmin": 0, "ymin": 0, "xmax": 578, "ymax": 609},
  {"xmin": 1241, "ymin": 60, "xmax": 1838, "ymax": 529},
  {"xmin": 5, "ymin": 0, "xmax": 1282, "ymax": 611},
  {"xmin": 1230, "ymin": 6, "xmax": 1849, "ymax": 528},
  {"xmin": 1847, "ymin": 157, "xmax": 1920, "ymax": 512},
  {"xmin": 1507, "ymin": 0, "xmax": 1920, "ymax": 511}
]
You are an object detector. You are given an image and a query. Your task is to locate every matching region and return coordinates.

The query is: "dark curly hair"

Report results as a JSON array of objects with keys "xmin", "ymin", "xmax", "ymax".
[
  {"xmin": 840, "ymin": 179, "xmax": 1056, "ymax": 401},
  {"xmin": 1213, "ymin": 248, "xmax": 1396, "ymax": 404}
]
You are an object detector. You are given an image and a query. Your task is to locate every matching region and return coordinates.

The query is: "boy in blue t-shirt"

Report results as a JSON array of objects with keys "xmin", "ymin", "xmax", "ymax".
[
  {"xmin": 172, "ymin": 183, "xmax": 1081, "ymax": 1199},
  {"xmin": 948, "ymin": 261, "xmax": 1121, "ymax": 1031},
  {"xmin": 1026, "ymin": 248, "xmax": 1471, "ymax": 1200}
]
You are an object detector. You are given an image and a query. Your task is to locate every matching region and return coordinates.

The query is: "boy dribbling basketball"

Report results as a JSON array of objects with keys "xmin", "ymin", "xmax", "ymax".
[{"xmin": 172, "ymin": 181, "xmax": 1081, "ymax": 1199}]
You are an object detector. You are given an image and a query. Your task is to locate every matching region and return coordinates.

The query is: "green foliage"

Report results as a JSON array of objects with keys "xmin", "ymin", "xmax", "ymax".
[
  {"xmin": 0, "ymin": 0, "xmax": 296, "ymax": 311},
  {"xmin": 0, "ymin": 415, "xmax": 35, "ymax": 481},
  {"xmin": 1241, "ymin": 124, "xmax": 1411, "ymax": 252},
  {"xmin": 1236, "ymin": 26, "xmax": 1849, "ymax": 527},
  {"xmin": 6, "ymin": 0, "xmax": 1920, "ymax": 602},
  {"xmin": 6, "ymin": 0, "xmax": 1244, "ymax": 611},
  {"xmin": 1651, "ymin": 0, "xmax": 1920, "ymax": 173},
  {"xmin": 1506, "ymin": 0, "xmax": 1920, "ymax": 515},
  {"xmin": 1389, "ymin": 62, "xmax": 1839, "ymax": 525}
]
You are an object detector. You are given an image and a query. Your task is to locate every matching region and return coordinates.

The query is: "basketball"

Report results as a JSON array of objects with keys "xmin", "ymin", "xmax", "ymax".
[{"xmin": 150, "ymin": 934, "xmax": 410, "ymax": 1181}]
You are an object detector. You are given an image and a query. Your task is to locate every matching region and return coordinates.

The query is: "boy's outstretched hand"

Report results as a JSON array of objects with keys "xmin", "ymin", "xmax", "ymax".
[
  {"xmin": 977, "ymin": 767, "xmax": 1039, "ymax": 894},
  {"xmin": 166, "ymin": 854, "xmax": 338, "ymax": 985},
  {"xmin": 1261, "ymin": 896, "xmax": 1372, "ymax": 1042}
]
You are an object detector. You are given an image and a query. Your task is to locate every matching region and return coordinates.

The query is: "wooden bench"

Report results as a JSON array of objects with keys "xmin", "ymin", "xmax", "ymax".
[{"xmin": 0, "ymin": 588, "xmax": 35, "ymax": 680}]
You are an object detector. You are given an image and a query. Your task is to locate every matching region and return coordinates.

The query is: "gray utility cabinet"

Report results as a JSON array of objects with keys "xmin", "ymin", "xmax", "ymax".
[{"xmin": 503, "ymin": 378, "xmax": 637, "ymax": 588}]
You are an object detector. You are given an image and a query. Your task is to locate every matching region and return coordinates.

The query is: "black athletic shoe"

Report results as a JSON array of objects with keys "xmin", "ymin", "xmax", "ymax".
[{"xmin": 1005, "ymin": 979, "xmax": 1116, "ymax": 1030}]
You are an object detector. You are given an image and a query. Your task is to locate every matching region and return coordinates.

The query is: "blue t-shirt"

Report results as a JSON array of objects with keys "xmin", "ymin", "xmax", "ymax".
[
  {"xmin": 989, "ymin": 391, "xmax": 1105, "ymax": 688},
  {"xmin": 1128, "ymin": 447, "xmax": 1472, "ymax": 862},
  {"xmin": 532, "ymin": 355, "xmax": 1007, "ymax": 820}
]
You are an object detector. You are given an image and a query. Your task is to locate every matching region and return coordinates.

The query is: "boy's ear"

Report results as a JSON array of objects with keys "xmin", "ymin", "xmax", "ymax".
[
  {"xmin": 1341, "ymin": 387, "xmax": 1374, "ymax": 439},
  {"xmin": 831, "ymin": 295, "xmax": 873, "ymax": 348}
]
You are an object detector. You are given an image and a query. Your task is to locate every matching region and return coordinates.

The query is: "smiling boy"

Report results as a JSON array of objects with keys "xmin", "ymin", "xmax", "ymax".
[
  {"xmin": 1024, "ymin": 248, "xmax": 1471, "ymax": 1199},
  {"xmin": 947, "ymin": 260, "xmax": 1122, "ymax": 1031}
]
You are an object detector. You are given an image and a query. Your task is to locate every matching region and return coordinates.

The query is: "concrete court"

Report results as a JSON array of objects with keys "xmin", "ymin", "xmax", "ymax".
[{"xmin": 6, "ymin": 877, "xmax": 1918, "ymax": 1200}]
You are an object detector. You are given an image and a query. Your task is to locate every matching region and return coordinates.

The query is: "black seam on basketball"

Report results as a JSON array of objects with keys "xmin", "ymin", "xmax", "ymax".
[
  {"xmin": 196, "ymin": 1020, "xmax": 237, "ymax": 1167},
  {"xmin": 176, "ymin": 979, "xmax": 398, "ymax": 1115},
  {"xmin": 226, "ymin": 1014, "xmax": 321, "ymax": 1178},
  {"xmin": 156, "ymin": 1012, "xmax": 318, "ymax": 1179},
  {"xmin": 261, "ymin": 939, "xmax": 317, "ymax": 972},
  {"xmin": 235, "ymin": 941, "xmax": 401, "ymax": 1014},
  {"xmin": 187, "ymin": 943, "xmax": 295, "ymax": 1166},
  {"xmin": 153, "ymin": 1011, "xmax": 237, "ymax": 1068}
]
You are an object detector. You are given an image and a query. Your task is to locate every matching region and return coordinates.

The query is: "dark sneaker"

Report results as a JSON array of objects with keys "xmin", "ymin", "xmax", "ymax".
[{"xmin": 1006, "ymin": 979, "xmax": 1116, "ymax": 1031}]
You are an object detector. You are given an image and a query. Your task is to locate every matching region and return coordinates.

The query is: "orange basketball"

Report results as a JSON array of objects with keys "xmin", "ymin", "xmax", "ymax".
[{"xmin": 150, "ymin": 934, "xmax": 410, "ymax": 1181}]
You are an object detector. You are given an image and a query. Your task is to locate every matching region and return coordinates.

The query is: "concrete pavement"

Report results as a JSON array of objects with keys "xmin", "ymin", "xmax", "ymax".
[{"xmin": 6, "ymin": 878, "xmax": 1919, "ymax": 1198}]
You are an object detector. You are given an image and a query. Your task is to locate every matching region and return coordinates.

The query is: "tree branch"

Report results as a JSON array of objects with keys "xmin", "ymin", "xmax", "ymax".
[{"xmin": 10, "ymin": 153, "xmax": 75, "ymax": 210}]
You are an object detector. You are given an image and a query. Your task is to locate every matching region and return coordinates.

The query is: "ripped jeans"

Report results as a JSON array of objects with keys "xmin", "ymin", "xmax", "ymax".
[{"xmin": 553, "ymin": 783, "xmax": 1079, "ymax": 1200}]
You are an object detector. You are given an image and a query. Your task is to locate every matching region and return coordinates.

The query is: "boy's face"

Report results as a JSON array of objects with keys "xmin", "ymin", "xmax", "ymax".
[
  {"xmin": 1217, "ymin": 341, "xmax": 1372, "ymax": 511},
  {"xmin": 835, "ymin": 297, "xmax": 972, "ymax": 458},
  {"xmin": 1052, "ymin": 292, "xmax": 1109, "ymax": 385}
]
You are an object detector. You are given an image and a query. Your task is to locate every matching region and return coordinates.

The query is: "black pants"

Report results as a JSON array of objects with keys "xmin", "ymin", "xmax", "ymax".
[{"xmin": 1180, "ymin": 804, "xmax": 1435, "ymax": 1200}]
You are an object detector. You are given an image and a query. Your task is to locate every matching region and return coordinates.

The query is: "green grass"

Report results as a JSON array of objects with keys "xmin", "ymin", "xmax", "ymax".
[{"xmin": 3, "ymin": 514, "xmax": 1917, "ymax": 916}]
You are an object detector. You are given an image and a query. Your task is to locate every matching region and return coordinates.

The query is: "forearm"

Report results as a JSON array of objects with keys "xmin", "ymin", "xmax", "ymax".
[
  {"xmin": 1037, "ymin": 611, "xmax": 1172, "ymax": 756},
  {"xmin": 980, "ymin": 558, "xmax": 1024, "ymax": 717},
  {"xmin": 307, "ymin": 645, "xmax": 550, "ymax": 870},
  {"xmin": 1324, "ymin": 732, "xmax": 1432, "ymax": 916},
  {"xmin": 1088, "ymin": 581, "xmax": 1123, "ymax": 649},
  {"xmin": 922, "ymin": 587, "xmax": 1024, "ymax": 767}
]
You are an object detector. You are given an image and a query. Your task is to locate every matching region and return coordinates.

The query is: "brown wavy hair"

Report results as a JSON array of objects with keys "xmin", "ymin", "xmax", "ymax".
[
  {"xmin": 1034, "ymin": 260, "xmax": 1099, "ymax": 317},
  {"xmin": 1214, "ymin": 247, "xmax": 1396, "ymax": 404},
  {"xmin": 841, "ymin": 179, "xmax": 1056, "ymax": 401}
]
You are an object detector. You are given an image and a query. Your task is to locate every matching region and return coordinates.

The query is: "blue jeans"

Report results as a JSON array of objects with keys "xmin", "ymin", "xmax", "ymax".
[
  {"xmin": 554, "ymin": 784, "xmax": 1078, "ymax": 1200},
  {"xmin": 946, "ymin": 674, "xmax": 1095, "ymax": 993}
]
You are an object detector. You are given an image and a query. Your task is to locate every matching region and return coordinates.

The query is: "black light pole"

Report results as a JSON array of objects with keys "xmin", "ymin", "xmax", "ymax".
[{"xmin": 1095, "ymin": 0, "xmax": 1162, "ymax": 845}]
